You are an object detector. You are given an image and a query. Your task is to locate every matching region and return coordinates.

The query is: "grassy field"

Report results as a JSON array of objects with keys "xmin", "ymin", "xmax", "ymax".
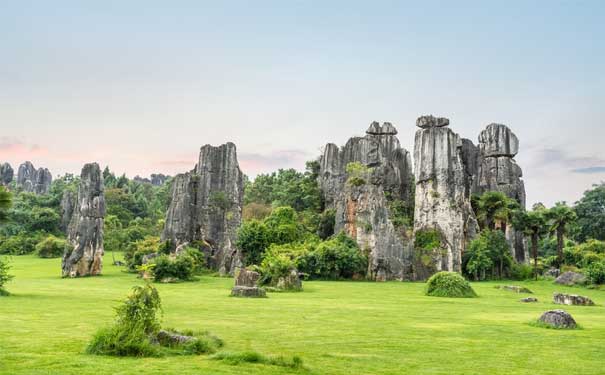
[{"xmin": 1, "ymin": 255, "xmax": 604, "ymax": 375}]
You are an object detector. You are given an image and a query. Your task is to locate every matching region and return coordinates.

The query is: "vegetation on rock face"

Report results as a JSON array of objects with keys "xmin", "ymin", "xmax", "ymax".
[
  {"xmin": 345, "ymin": 162, "xmax": 370, "ymax": 187},
  {"xmin": 425, "ymin": 271, "xmax": 477, "ymax": 298}
]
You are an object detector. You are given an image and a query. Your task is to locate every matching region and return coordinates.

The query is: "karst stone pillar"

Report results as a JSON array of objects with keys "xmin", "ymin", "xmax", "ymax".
[{"xmin": 62, "ymin": 163, "xmax": 105, "ymax": 277}]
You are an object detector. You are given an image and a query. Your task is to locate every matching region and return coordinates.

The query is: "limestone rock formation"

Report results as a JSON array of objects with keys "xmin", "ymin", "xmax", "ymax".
[
  {"xmin": 16, "ymin": 161, "xmax": 52, "ymax": 194},
  {"xmin": 62, "ymin": 163, "xmax": 105, "ymax": 277},
  {"xmin": 60, "ymin": 190, "xmax": 76, "ymax": 232},
  {"xmin": 162, "ymin": 143, "xmax": 244, "ymax": 275},
  {"xmin": 520, "ymin": 297, "xmax": 538, "ymax": 303},
  {"xmin": 276, "ymin": 269, "xmax": 303, "ymax": 291},
  {"xmin": 150, "ymin": 173, "xmax": 168, "ymax": 186},
  {"xmin": 554, "ymin": 271, "xmax": 586, "ymax": 286},
  {"xmin": 538, "ymin": 310, "xmax": 577, "ymax": 329},
  {"xmin": 476, "ymin": 124, "xmax": 527, "ymax": 261},
  {"xmin": 413, "ymin": 116, "xmax": 479, "ymax": 278},
  {"xmin": 0, "ymin": 163, "xmax": 13, "ymax": 186},
  {"xmin": 553, "ymin": 292, "xmax": 594, "ymax": 306},
  {"xmin": 497, "ymin": 285, "xmax": 533, "ymax": 293},
  {"xmin": 231, "ymin": 268, "xmax": 266, "ymax": 297},
  {"xmin": 319, "ymin": 122, "xmax": 415, "ymax": 280}
]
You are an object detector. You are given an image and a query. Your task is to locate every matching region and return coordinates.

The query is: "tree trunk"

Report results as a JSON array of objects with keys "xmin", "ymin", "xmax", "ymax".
[
  {"xmin": 500, "ymin": 221, "xmax": 507, "ymax": 234},
  {"xmin": 532, "ymin": 232, "xmax": 538, "ymax": 280},
  {"xmin": 557, "ymin": 227, "xmax": 564, "ymax": 266}
]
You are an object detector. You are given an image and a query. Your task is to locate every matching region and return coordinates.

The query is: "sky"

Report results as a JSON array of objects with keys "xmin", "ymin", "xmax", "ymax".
[{"xmin": 1, "ymin": 1, "xmax": 604, "ymax": 206}]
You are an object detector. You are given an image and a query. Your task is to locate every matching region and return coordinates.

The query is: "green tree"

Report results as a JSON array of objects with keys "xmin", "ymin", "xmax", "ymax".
[
  {"xmin": 0, "ymin": 186, "xmax": 12, "ymax": 224},
  {"xmin": 544, "ymin": 202, "xmax": 577, "ymax": 266},
  {"xmin": 475, "ymin": 191, "xmax": 515, "ymax": 231},
  {"xmin": 464, "ymin": 230, "xmax": 511, "ymax": 280},
  {"xmin": 513, "ymin": 209, "xmax": 547, "ymax": 279},
  {"xmin": 573, "ymin": 183, "xmax": 605, "ymax": 242},
  {"xmin": 236, "ymin": 220, "xmax": 270, "ymax": 266}
]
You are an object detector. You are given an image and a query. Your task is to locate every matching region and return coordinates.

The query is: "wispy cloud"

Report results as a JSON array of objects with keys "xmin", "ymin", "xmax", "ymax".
[
  {"xmin": 530, "ymin": 147, "xmax": 605, "ymax": 175},
  {"xmin": 571, "ymin": 166, "xmax": 605, "ymax": 174},
  {"xmin": 0, "ymin": 137, "xmax": 48, "ymax": 159},
  {"xmin": 239, "ymin": 149, "xmax": 312, "ymax": 176}
]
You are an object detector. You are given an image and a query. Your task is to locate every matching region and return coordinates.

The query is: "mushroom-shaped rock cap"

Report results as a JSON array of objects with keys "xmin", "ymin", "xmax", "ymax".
[
  {"xmin": 478, "ymin": 123, "xmax": 519, "ymax": 157},
  {"xmin": 416, "ymin": 115, "xmax": 450, "ymax": 129},
  {"xmin": 366, "ymin": 121, "xmax": 398, "ymax": 135}
]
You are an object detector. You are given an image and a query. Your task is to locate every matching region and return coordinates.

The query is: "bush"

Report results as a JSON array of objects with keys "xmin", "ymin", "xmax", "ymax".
[
  {"xmin": 463, "ymin": 230, "xmax": 512, "ymax": 280},
  {"xmin": 0, "ymin": 233, "xmax": 43, "ymax": 255},
  {"xmin": 257, "ymin": 248, "xmax": 299, "ymax": 286},
  {"xmin": 124, "ymin": 236, "xmax": 160, "ymax": 271},
  {"xmin": 150, "ymin": 254, "xmax": 195, "ymax": 282},
  {"xmin": 510, "ymin": 263, "xmax": 534, "ymax": 281},
  {"xmin": 35, "ymin": 235, "xmax": 67, "ymax": 258},
  {"xmin": 87, "ymin": 284, "xmax": 222, "ymax": 357},
  {"xmin": 585, "ymin": 261, "xmax": 605, "ymax": 285},
  {"xmin": 211, "ymin": 351, "xmax": 303, "ymax": 369},
  {"xmin": 305, "ymin": 232, "xmax": 367, "ymax": 279},
  {"xmin": 425, "ymin": 271, "xmax": 477, "ymax": 298},
  {"xmin": 236, "ymin": 220, "xmax": 270, "ymax": 266},
  {"xmin": 0, "ymin": 256, "xmax": 13, "ymax": 296},
  {"xmin": 345, "ymin": 162, "xmax": 370, "ymax": 187}
]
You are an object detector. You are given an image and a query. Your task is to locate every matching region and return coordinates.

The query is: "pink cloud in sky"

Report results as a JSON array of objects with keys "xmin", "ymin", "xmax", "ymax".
[{"xmin": 0, "ymin": 137, "xmax": 48, "ymax": 159}]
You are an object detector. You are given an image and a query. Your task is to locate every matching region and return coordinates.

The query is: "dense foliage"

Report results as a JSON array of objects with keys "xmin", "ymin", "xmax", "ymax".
[
  {"xmin": 425, "ymin": 271, "xmax": 477, "ymax": 298},
  {"xmin": 35, "ymin": 235, "xmax": 67, "ymax": 258},
  {"xmin": 463, "ymin": 230, "xmax": 512, "ymax": 281},
  {"xmin": 0, "ymin": 256, "xmax": 13, "ymax": 296}
]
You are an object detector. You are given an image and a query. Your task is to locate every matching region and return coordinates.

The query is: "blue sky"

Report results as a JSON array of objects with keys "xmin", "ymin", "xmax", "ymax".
[{"xmin": 1, "ymin": 1, "xmax": 604, "ymax": 206}]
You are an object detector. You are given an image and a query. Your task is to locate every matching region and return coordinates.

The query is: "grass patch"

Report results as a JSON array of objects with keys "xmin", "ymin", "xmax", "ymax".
[
  {"xmin": 211, "ymin": 351, "xmax": 304, "ymax": 369},
  {"xmin": 528, "ymin": 321, "xmax": 583, "ymax": 330}
]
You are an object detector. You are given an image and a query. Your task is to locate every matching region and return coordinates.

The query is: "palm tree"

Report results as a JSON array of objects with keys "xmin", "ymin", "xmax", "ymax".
[
  {"xmin": 513, "ymin": 209, "xmax": 546, "ymax": 279},
  {"xmin": 476, "ymin": 191, "xmax": 510, "ymax": 230},
  {"xmin": 0, "ymin": 186, "xmax": 12, "ymax": 224},
  {"xmin": 545, "ymin": 202, "xmax": 577, "ymax": 266},
  {"xmin": 494, "ymin": 198, "xmax": 521, "ymax": 233}
]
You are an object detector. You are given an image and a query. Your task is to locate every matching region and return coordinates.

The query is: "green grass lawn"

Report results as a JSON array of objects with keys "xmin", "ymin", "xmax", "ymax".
[{"xmin": 1, "ymin": 255, "xmax": 604, "ymax": 375}]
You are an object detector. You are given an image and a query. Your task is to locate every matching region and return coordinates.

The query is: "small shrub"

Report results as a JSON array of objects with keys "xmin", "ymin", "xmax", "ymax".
[
  {"xmin": 0, "ymin": 256, "xmax": 13, "ymax": 296},
  {"xmin": 510, "ymin": 263, "xmax": 533, "ymax": 281},
  {"xmin": 345, "ymin": 162, "xmax": 369, "ymax": 187},
  {"xmin": 35, "ymin": 235, "xmax": 67, "ymax": 258},
  {"xmin": 425, "ymin": 271, "xmax": 477, "ymax": 298},
  {"xmin": 150, "ymin": 254, "xmax": 195, "ymax": 282},
  {"xmin": 0, "ymin": 233, "xmax": 43, "ymax": 255},
  {"xmin": 306, "ymin": 232, "xmax": 367, "ymax": 279},
  {"xmin": 585, "ymin": 261, "xmax": 605, "ymax": 285}
]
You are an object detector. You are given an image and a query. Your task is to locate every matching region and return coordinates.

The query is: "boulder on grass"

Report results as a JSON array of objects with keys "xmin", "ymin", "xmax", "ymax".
[
  {"xmin": 276, "ymin": 269, "xmax": 303, "ymax": 291},
  {"xmin": 231, "ymin": 268, "xmax": 266, "ymax": 298},
  {"xmin": 554, "ymin": 271, "xmax": 586, "ymax": 286},
  {"xmin": 156, "ymin": 330, "xmax": 195, "ymax": 345},
  {"xmin": 545, "ymin": 268, "xmax": 560, "ymax": 278},
  {"xmin": 553, "ymin": 292, "xmax": 594, "ymax": 306},
  {"xmin": 520, "ymin": 297, "xmax": 538, "ymax": 303},
  {"xmin": 497, "ymin": 285, "xmax": 533, "ymax": 293},
  {"xmin": 538, "ymin": 310, "xmax": 577, "ymax": 329}
]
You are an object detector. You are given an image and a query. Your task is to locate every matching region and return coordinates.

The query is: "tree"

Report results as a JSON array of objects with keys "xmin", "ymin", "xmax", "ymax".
[
  {"xmin": 0, "ymin": 186, "xmax": 12, "ymax": 224},
  {"xmin": 544, "ymin": 202, "xmax": 577, "ymax": 266},
  {"xmin": 236, "ymin": 220, "xmax": 270, "ymax": 266},
  {"xmin": 573, "ymin": 183, "xmax": 605, "ymax": 242},
  {"xmin": 475, "ymin": 191, "xmax": 515, "ymax": 231},
  {"xmin": 464, "ymin": 230, "xmax": 512, "ymax": 280},
  {"xmin": 513, "ymin": 209, "xmax": 546, "ymax": 279}
]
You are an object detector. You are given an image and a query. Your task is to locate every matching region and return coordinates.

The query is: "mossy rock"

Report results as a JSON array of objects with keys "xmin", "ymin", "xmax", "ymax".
[{"xmin": 425, "ymin": 271, "xmax": 477, "ymax": 298}]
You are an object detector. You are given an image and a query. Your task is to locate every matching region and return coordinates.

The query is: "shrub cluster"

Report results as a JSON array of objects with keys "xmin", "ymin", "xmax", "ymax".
[
  {"xmin": 86, "ymin": 284, "xmax": 221, "ymax": 357},
  {"xmin": 425, "ymin": 271, "xmax": 477, "ymax": 298},
  {"xmin": 35, "ymin": 235, "xmax": 67, "ymax": 258},
  {"xmin": 0, "ymin": 256, "xmax": 13, "ymax": 296}
]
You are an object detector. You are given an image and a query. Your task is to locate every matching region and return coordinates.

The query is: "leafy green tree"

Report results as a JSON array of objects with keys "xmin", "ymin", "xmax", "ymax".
[
  {"xmin": 236, "ymin": 220, "xmax": 270, "ymax": 266},
  {"xmin": 475, "ymin": 191, "xmax": 517, "ymax": 231},
  {"xmin": 464, "ymin": 230, "xmax": 511, "ymax": 280},
  {"xmin": 544, "ymin": 202, "xmax": 577, "ymax": 266},
  {"xmin": 573, "ymin": 183, "xmax": 605, "ymax": 242},
  {"xmin": 0, "ymin": 186, "xmax": 12, "ymax": 224},
  {"xmin": 513, "ymin": 209, "xmax": 547, "ymax": 279}
]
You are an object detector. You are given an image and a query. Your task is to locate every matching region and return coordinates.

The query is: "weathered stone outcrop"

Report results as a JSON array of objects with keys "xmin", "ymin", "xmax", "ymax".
[
  {"xmin": 553, "ymin": 293, "xmax": 594, "ymax": 306},
  {"xmin": 538, "ymin": 310, "xmax": 577, "ymax": 329},
  {"xmin": 497, "ymin": 285, "xmax": 533, "ymax": 293},
  {"xmin": 60, "ymin": 190, "xmax": 76, "ymax": 232},
  {"xmin": 476, "ymin": 124, "xmax": 527, "ymax": 261},
  {"xmin": 150, "ymin": 173, "xmax": 169, "ymax": 186},
  {"xmin": 231, "ymin": 268, "xmax": 266, "ymax": 297},
  {"xmin": 0, "ymin": 163, "xmax": 13, "ymax": 186},
  {"xmin": 319, "ymin": 122, "xmax": 415, "ymax": 280},
  {"xmin": 16, "ymin": 161, "xmax": 52, "ymax": 194},
  {"xmin": 62, "ymin": 163, "xmax": 105, "ymax": 277},
  {"xmin": 554, "ymin": 271, "xmax": 586, "ymax": 286},
  {"xmin": 276, "ymin": 269, "xmax": 303, "ymax": 291},
  {"xmin": 520, "ymin": 297, "xmax": 538, "ymax": 303},
  {"xmin": 162, "ymin": 143, "xmax": 244, "ymax": 275},
  {"xmin": 413, "ymin": 116, "xmax": 479, "ymax": 278}
]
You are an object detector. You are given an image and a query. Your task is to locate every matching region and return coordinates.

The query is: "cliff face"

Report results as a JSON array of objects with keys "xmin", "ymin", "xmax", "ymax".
[
  {"xmin": 60, "ymin": 190, "xmax": 76, "ymax": 232},
  {"xmin": 320, "ymin": 122, "xmax": 414, "ymax": 280},
  {"xmin": 413, "ymin": 116, "xmax": 479, "ymax": 278},
  {"xmin": 162, "ymin": 143, "xmax": 244, "ymax": 275},
  {"xmin": 16, "ymin": 161, "xmax": 52, "ymax": 194},
  {"xmin": 476, "ymin": 123, "xmax": 528, "ymax": 261},
  {"xmin": 62, "ymin": 163, "xmax": 105, "ymax": 277},
  {"xmin": 0, "ymin": 163, "xmax": 13, "ymax": 186}
]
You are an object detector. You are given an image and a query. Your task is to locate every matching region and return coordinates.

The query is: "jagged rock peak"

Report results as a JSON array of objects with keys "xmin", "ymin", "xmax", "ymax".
[
  {"xmin": 366, "ymin": 121, "xmax": 398, "ymax": 135},
  {"xmin": 16, "ymin": 161, "xmax": 52, "ymax": 194},
  {"xmin": 478, "ymin": 123, "xmax": 519, "ymax": 157},
  {"xmin": 162, "ymin": 142, "xmax": 244, "ymax": 275},
  {"xmin": 416, "ymin": 115, "xmax": 450, "ymax": 129},
  {"xmin": 0, "ymin": 162, "xmax": 13, "ymax": 186},
  {"xmin": 62, "ymin": 162, "xmax": 105, "ymax": 277}
]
